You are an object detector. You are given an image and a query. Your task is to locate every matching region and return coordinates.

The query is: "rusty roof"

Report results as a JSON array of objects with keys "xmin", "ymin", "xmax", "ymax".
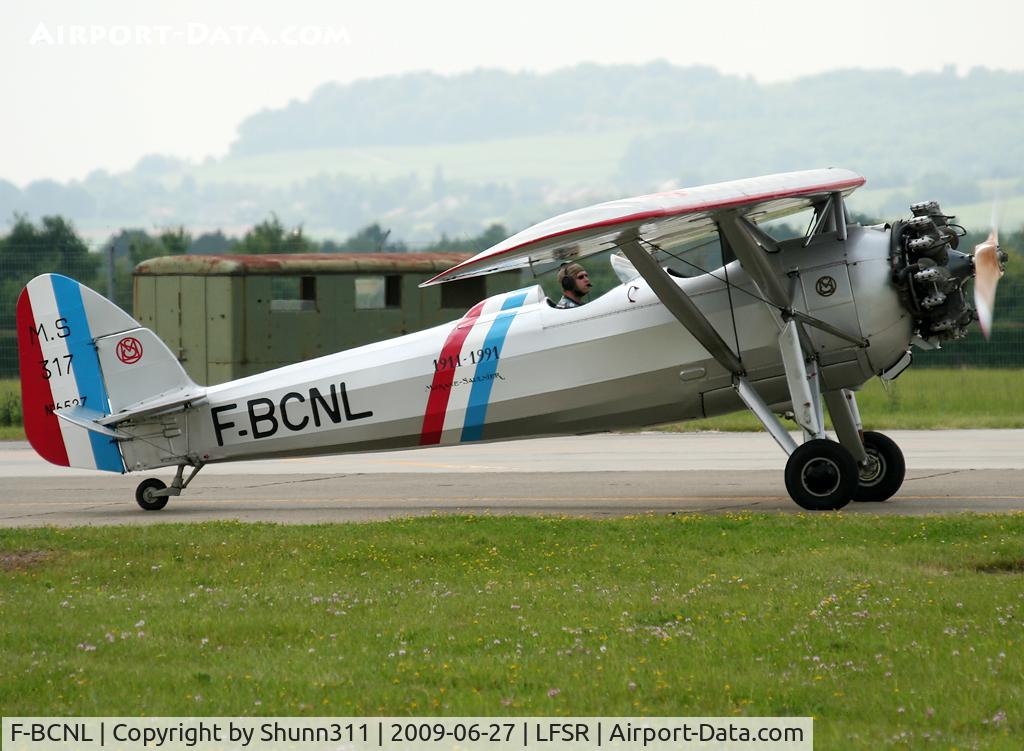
[{"xmin": 134, "ymin": 253, "xmax": 476, "ymax": 276}]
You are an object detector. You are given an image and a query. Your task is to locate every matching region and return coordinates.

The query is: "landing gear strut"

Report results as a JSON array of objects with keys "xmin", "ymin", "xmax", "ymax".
[{"xmin": 134, "ymin": 462, "xmax": 205, "ymax": 511}]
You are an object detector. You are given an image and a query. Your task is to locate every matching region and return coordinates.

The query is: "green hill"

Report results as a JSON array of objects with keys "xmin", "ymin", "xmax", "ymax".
[{"xmin": 2, "ymin": 63, "xmax": 1022, "ymax": 239}]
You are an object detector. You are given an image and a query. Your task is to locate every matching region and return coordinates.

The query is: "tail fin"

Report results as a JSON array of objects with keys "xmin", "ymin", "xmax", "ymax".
[{"xmin": 17, "ymin": 274, "xmax": 197, "ymax": 472}]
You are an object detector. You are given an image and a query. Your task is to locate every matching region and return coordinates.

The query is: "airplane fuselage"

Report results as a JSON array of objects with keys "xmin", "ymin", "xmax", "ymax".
[{"xmin": 118, "ymin": 224, "xmax": 912, "ymax": 472}]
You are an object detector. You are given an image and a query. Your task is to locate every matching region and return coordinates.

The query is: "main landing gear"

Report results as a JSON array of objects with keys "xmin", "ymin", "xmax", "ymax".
[
  {"xmin": 734, "ymin": 336, "xmax": 908, "ymax": 511},
  {"xmin": 769, "ymin": 387, "xmax": 906, "ymax": 510},
  {"xmin": 135, "ymin": 462, "xmax": 205, "ymax": 511},
  {"xmin": 782, "ymin": 430, "xmax": 906, "ymax": 510}
]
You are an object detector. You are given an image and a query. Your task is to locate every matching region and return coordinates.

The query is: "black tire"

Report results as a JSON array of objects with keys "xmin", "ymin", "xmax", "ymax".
[
  {"xmin": 136, "ymin": 478, "xmax": 169, "ymax": 511},
  {"xmin": 785, "ymin": 439, "xmax": 858, "ymax": 511},
  {"xmin": 851, "ymin": 431, "xmax": 906, "ymax": 502}
]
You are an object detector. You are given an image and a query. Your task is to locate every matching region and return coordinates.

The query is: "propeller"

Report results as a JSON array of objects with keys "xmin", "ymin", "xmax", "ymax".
[{"xmin": 973, "ymin": 215, "xmax": 1005, "ymax": 340}]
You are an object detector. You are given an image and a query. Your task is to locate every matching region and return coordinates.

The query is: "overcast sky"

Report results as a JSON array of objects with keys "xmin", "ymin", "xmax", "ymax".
[{"xmin": 4, "ymin": 0, "xmax": 1023, "ymax": 185}]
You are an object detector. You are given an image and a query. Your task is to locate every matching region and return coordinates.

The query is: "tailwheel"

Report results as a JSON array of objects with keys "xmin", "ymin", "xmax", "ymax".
[
  {"xmin": 135, "ymin": 478, "xmax": 169, "ymax": 511},
  {"xmin": 785, "ymin": 439, "xmax": 858, "ymax": 511},
  {"xmin": 852, "ymin": 431, "xmax": 906, "ymax": 503}
]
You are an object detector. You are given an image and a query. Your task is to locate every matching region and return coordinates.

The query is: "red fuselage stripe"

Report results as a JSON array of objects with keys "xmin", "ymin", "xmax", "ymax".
[
  {"xmin": 16, "ymin": 289, "xmax": 69, "ymax": 466},
  {"xmin": 419, "ymin": 301, "xmax": 486, "ymax": 445}
]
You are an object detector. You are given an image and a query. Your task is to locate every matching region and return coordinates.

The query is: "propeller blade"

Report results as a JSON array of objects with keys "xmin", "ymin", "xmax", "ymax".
[{"xmin": 973, "ymin": 228, "xmax": 1003, "ymax": 339}]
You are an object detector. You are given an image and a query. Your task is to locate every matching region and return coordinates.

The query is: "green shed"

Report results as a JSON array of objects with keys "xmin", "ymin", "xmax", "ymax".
[{"xmin": 133, "ymin": 253, "xmax": 521, "ymax": 385}]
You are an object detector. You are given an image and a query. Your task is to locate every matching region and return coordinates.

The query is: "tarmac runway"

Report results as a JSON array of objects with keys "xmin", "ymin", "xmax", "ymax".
[{"xmin": 1, "ymin": 430, "xmax": 1022, "ymax": 526}]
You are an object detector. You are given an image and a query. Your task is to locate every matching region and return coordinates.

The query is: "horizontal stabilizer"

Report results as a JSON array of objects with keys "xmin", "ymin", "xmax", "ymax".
[
  {"xmin": 56, "ymin": 406, "xmax": 126, "ymax": 439},
  {"xmin": 98, "ymin": 385, "xmax": 206, "ymax": 426}
]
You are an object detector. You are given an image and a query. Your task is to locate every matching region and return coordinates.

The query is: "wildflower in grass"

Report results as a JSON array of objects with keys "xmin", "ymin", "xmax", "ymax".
[
  {"xmin": 547, "ymin": 688, "xmax": 560, "ymax": 697},
  {"xmin": 991, "ymin": 711, "xmax": 1007, "ymax": 725},
  {"xmin": 77, "ymin": 643, "xmax": 96, "ymax": 652}
]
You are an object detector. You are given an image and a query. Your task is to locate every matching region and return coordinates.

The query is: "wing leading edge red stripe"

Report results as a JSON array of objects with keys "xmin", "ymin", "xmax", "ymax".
[
  {"xmin": 16, "ymin": 288, "xmax": 69, "ymax": 466},
  {"xmin": 425, "ymin": 175, "xmax": 865, "ymax": 285},
  {"xmin": 419, "ymin": 301, "xmax": 486, "ymax": 445}
]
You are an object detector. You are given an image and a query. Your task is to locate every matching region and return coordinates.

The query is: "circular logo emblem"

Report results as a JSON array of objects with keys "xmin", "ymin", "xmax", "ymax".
[
  {"xmin": 815, "ymin": 275, "xmax": 837, "ymax": 297},
  {"xmin": 116, "ymin": 336, "xmax": 143, "ymax": 365}
]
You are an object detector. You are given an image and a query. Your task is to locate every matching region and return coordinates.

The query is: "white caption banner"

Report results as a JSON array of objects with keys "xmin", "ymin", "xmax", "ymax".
[{"xmin": 3, "ymin": 717, "xmax": 812, "ymax": 751}]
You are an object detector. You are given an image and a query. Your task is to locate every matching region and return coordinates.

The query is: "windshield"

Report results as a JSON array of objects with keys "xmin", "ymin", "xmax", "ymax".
[{"xmin": 650, "ymin": 233, "xmax": 727, "ymax": 277}]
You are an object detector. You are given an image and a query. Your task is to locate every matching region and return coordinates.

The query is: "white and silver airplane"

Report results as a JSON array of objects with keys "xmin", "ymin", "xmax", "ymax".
[{"xmin": 16, "ymin": 168, "xmax": 1005, "ymax": 511}]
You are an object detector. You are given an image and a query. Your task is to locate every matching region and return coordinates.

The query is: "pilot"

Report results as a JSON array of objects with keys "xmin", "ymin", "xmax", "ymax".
[{"xmin": 556, "ymin": 263, "xmax": 592, "ymax": 308}]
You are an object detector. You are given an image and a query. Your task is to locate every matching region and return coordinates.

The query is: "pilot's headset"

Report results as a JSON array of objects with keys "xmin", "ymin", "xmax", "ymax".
[{"xmin": 559, "ymin": 263, "xmax": 584, "ymax": 293}]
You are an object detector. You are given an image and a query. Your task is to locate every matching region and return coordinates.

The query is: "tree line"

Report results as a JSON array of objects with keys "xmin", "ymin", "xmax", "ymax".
[{"xmin": 0, "ymin": 215, "xmax": 511, "ymax": 329}]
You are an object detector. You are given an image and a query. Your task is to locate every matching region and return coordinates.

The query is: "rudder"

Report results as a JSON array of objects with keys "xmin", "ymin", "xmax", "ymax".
[{"xmin": 17, "ymin": 274, "xmax": 196, "ymax": 472}]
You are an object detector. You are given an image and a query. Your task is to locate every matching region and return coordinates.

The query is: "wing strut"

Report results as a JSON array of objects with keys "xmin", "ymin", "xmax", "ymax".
[
  {"xmin": 717, "ymin": 213, "xmax": 790, "ymax": 310},
  {"xmin": 804, "ymin": 191, "xmax": 848, "ymax": 247},
  {"xmin": 618, "ymin": 230, "xmax": 799, "ymax": 455}
]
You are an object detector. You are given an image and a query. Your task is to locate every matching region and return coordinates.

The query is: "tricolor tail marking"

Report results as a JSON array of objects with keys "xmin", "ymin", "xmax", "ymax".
[{"xmin": 18, "ymin": 274, "xmax": 125, "ymax": 472}]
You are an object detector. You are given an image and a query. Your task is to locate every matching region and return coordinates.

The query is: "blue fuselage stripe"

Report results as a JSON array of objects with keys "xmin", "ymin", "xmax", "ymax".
[
  {"xmin": 461, "ymin": 292, "xmax": 528, "ymax": 442},
  {"xmin": 50, "ymin": 275, "xmax": 124, "ymax": 472}
]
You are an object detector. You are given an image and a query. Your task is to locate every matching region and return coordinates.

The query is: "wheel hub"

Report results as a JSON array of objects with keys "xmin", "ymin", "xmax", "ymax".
[
  {"xmin": 801, "ymin": 458, "xmax": 841, "ymax": 497},
  {"xmin": 858, "ymin": 451, "xmax": 886, "ymax": 486}
]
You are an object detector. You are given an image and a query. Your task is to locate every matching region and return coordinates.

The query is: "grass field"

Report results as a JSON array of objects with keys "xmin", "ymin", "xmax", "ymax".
[
  {"xmin": 1, "ymin": 369, "xmax": 1022, "ymax": 444},
  {"xmin": 1, "ymin": 516, "xmax": 1021, "ymax": 748}
]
